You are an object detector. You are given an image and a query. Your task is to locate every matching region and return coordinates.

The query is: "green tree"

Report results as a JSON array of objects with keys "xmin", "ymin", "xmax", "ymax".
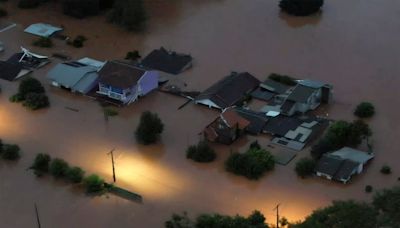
[
  {"xmin": 354, "ymin": 102, "xmax": 375, "ymax": 118},
  {"xmin": 1, "ymin": 144, "xmax": 21, "ymax": 160},
  {"xmin": 165, "ymin": 212, "xmax": 194, "ymax": 228},
  {"xmin": 295, "ymin": 157, "xmax": 316, "ymax": 178},
  {"xmin": 31, "ymin": 153, "xmax": 51, "ymax": 176},
  {"xmin": 135, "ymin": 111, "xmax": 164, "ymax": 145},
  {"xmin": 108, "ymin": 0, "xmax": 147, "ymax": 31},
  {"xmin": 186, "ymin": 140, "xmax": 216, "ymax": 163},
  {"xmin": 292, "ymin": 201, "xmax": 378, "ymax": 228},
  {"xmin": 373, "ymin": 186, "xmax": 400, "ymax": 227},
  {"xmin": 84, "ymin": 174, "xmax": 105, "ymax": 193},
  {"xmin": 23, "ymin": 92, "xmax": 49, "ymax": 110},
  {"xmin": 17, "ymin": 77, "xmax": 45, "ymax": 100},
  {"xmin": 49, "ymin": 158, "xmax": 70, "ymax": 178},
  {"xmin": 67, "ymin": 166, "xmax": 85, "ymax": 183},
  {"xmin": 279, "ymin": 0, "xmax": 324, "ymax": 16}
]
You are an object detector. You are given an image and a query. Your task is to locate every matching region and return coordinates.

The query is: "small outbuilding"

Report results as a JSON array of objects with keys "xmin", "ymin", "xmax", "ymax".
[{"xmin": 24, "ymin": 23, "xmax": 63, "ymax": 38}]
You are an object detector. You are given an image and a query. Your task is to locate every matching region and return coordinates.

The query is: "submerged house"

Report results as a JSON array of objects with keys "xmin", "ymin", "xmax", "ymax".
[
  {"xmin": 140, "ymin": 47, "xmax": 193, "ymax": 75},
  {"xmin": 195, "ymin": 72, "xmax": 260, "ymax": 110},
  {"xmin": 204, "ymin": 108, "xmax": 250, "ymax": 144},
  {"xmin": 47, "ymin": 61, "xmax": 99, "ymax": 94},
  {"xmin": 97, "ymin": 61, "xmax": 159, "ymax": 105},
  {"xmin": 315, "ymin": 147, "xmax": 374, "ymax": 184},
  {"xmin": 24, "ymin": 23, "xmax": 63, "ymax": 38},
  {"xmin": 281, "ymin": 80, "xmax": 332, "ymax": 116}
]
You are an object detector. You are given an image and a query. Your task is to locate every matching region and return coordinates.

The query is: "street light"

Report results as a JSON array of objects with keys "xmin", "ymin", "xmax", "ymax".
[{"xmin": 107, "ymin": 148, "xmax": 116, "ymax": 182}]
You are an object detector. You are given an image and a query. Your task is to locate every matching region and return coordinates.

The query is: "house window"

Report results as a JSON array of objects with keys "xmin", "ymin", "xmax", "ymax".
[
  {"xmin": 99, "ymin": 85, "xmax": 109, "ymax": 93},
  {"xmin": 109, "ymin": 92, "xmax": 122, "ymax": 100}
]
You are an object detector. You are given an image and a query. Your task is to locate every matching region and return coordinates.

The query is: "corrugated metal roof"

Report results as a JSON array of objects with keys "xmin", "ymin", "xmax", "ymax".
[{"xmin": 24, "ymin": 23, "xmax": 62, "ymax": 37}]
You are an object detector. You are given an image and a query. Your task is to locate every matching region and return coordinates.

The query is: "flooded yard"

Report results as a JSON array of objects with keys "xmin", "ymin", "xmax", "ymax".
[{"xmin": 1, "ymin": 0, "xmax": 400, "ymax": 227}]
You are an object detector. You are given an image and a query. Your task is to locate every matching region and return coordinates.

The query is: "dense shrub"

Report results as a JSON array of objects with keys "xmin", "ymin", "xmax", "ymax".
[
  {"xmin": 186, "ymin": 140, "xmax": 216, "ymax": 163},
  {"xmin": 125, "ymin": 51, "xmax": 141, "ymax": 61},
  {"xmin": 17, "ymin": 77, "xmax": 45, "ymax": 100},
  {"xmin": 249, "ymin": 140, "xmax": 261, "ymax": 150},
  {"xmin": 365, "ymin": 185, "xmax": 373, "ymax": 193},
  {"xmin": 373, "ymin": 186, "xmax": 400, "ymax": 227},
  {"xmin": 23, "ymin": 92, "xmax": 49, "ymax": 110},
  {"xmin": 354, "ymin": 102, "xmax": 375, "ymax": 118},
  {"xmin": 32, "ymin": 37, "xmax": 53, "ymax": 48},
  {"xmin": 1, "ymin": 144, "xmax": 21, "ymax": 160},
  {"xmin": 279, "ymin": 0, "xmax": 324, "ymax": 16},
  {"xmin": 66, "ymin": 166, "xmax": 85, "ymax": 183},
  {"xmin": 268, "ymin": 73, "xmax": 297, "ymax": 86},
  {"xmin": 380, "ymin": 165, "xmax": 391, "ymax": 175},
  {"xmin": 135, "ymin": 111, "xmax": 164, "ymax": 145},
  {"xmin": 84, "ymin": 174, "xmax": 105, "ymax": 193},
  {"xmin": 67, "ymin": 35, "xmax": 87, "ymax": 48},
  {"xmin": 62, "ymin": 0, "xmax": 100, "ymax": 18},
  {"xmin": 18, "ymin": 0, "xmax": 40, "ymax": 9},
  {"xmin": 50, "ymin": 158, "xmax": 70, "ymax": 178},
  {"xmin": 31, "ymin": 153, "xmax": 51, "ymax": 176},
  {"xmin": 295, "ymin": 157, "xmax": 316, "ymax": 178},
  {"xmin": 108, "ymin": 0, "xmax": 147, "ymax": 31},
  {"xmin": 225, "ymin": 147, "xmax": 275, "ymax": 180}
]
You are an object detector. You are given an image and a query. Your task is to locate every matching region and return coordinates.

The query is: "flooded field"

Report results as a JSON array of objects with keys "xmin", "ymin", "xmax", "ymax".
[{"xmin": 1, "ymin": 0, "xmax": 400, "ymax": 227}]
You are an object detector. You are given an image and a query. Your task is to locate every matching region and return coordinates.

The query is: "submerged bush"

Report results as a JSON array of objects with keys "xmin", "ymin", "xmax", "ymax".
[
  {"xmin": 295, "ymin": 157, "xmax": 316, "ymax": 178},
  {"xmin": 50, "ymin": 158, "xmax": 70, "ymax": 178},
  {"xmin": 380, "ymin": 165, "xmax": 392, "ymax": 175},
  {"xmin": 354, "ymin": 102, "xmax": 375, "ymax": 118},
  {"xmin": 67, "ymin": 166, "xmax": 85, "ymax": 183},
  {"xmin": 279, "ymin": 0, "xmax": 324, "ymax": 16},
  {"xmin": 1, "ymin": 144, "xmax": 21, "ymax": 160},
  {"xmin": 84, "ymin": 174, "xmax": 105, "ymax": 193},
  {"xmin": 108, "ymin": 0, "xmax": 147, "ymax": 31},
  {"xmin": 186, "ymin": 140, "xmax": 216, "ymax": 163},
  {"xmin": 31, "ymin": 153, "xmax": 51, "ymax": 176},
  {"xmin": 135, "ymin": 111, "xmax": 164, "ymax": 145},
  {"xmin": 33, "ymin": 37, "xmax": 53, "ymax": 48},
  {"xmin": 23, "ymin": 92, "xmax": 49, "ymax": 110},
  {"xmin": 67, "ymin": 35, "xmax": 87, "ymax": 48}
]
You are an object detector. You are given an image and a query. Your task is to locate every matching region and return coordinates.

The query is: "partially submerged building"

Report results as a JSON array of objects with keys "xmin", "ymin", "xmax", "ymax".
[
  {"xmin": 0, "ymin": 61, "xmax": 31, "ymax": 81},
  {"xmin": 195, "ymin": 72, "xmax": 260, "ymax": 110},
  {"xmin": 140, "ymin": 47, "xmax": 193, "ymax": 75},
  {"xmin": 97, "ymin": 61, "xmax": 159, "ymax": 105},
  {"xmin": 24, "ymin": 23, "xmax": 63, "ymax": 38},
  {"xmin": 315, "ymin": 147, "xmax": 374, "ymax": 184},
  {"xmin": 204, "ymin": 108, "xmax": 250, "ymax": 144}
]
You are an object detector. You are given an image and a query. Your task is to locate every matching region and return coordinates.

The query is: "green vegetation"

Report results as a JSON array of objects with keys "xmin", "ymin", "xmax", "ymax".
[
  {"xmin": 125, "ymin": 50, "xmax": 141, "ymax": 61},
  {"xmin": 279, "ymin": 0, "xmax": 324, "ymax": 16},
  {"xmin": 84, "ymin": 174, "xmax": 105, "ymax": 193},
  {"xmin": 365, "ymin": 185, "xmax": 373, "ymax": 193},
  {"xmin": 311, "ymin": 120, "xmax": 371, "ymax": 159},
  {"xmin": 268, "ymin": 73, "xmax": 297, "ymax": 86},
  {"xmin": 33, "ymin": 37, "xmax": 53, "ymax": 48},
  {"xmin": 62, "ymin": 0, "xmax": 100, "ymax": 18},
  {"xmin": 373, "ymin": 186, "xmax": 400, "ymax": 227},
  {"xmin": 380, "ymin": 165, "xmax": 391, "ymax": 175},
  {"xmin": 135, "ymin": 111, "xmax": 164, "ymax": 145},
  {"xmin": 66, "ymin": 166, "xmax": 85, "ymax": 183},
  {"xmin": 104, "ymin": 107, "xmax": 118, "ymax": 117},
  {"xmin": 31, "ymin": 153, "xmax": 51, "ymax": 176},
  {"xmin": 295, "ymin": 157, "xmax": 316, "ymax": 178},
  {"xmin": 186, "ymin": 140, "xmax": 216, "ymax": 163},
  {"xmin": 67, "ymin": 35, "xmax": 87, "ymax": 48},
  {"xmin": 50, "ymin": 158, "xmax": 70, "ymax": 178},
  {"xmin": 10, "ymin": 77, "xmax": 50, "ymax": 110},
  {"xmin": 165, "ymin": 210, "xmax": 269, "ymax": 228},
  {"xmin": 1, "ymin": 144, "xmax": 21, "ymax": 160},
  {"xmin": 108, "ymin": 0, "xmax": 147, "ymax": 31},
  {"xmin": 354, "ymin": 102, "xmax": 375, "ymax": 118},
  {"xmin": 225, "ymin": 146, "xmax": 275, "ymax": 180}
]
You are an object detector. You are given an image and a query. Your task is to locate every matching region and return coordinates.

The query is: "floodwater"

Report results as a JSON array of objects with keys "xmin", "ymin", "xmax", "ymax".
[{"xmin": 1, "ymin": 0, "xmax": 400, "ymax": 227}]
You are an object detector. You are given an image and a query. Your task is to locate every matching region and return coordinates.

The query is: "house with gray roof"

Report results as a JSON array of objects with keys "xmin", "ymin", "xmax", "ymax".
[
  {"xmin": 195, "ymin": 72, "xmax": 260, "ymax": 110},
  {"xmin": 315, "ymin": 147, "xmax": 374, "ymax": 184},
  {"xmin": 24, "ymin": 23, "xmax": 63, "ymax": 38},
  {"xmin": 47, "ymin": 61, "xmax": 99, "ymax": 94},
  {"xmin": 281, "ymin": 79, "xmax": 332, "ymax": 116}
]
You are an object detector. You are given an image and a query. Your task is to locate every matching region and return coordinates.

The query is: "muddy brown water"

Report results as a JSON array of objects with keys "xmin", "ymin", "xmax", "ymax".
[{"xmin": 1, "ymin": 0, "xmax": 400, "ymax": 227}]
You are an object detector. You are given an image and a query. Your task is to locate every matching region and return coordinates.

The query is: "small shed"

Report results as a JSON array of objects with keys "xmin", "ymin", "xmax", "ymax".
[{"xmin": 24, "ymin": 23, "xmax": 63, "ymax": 38}]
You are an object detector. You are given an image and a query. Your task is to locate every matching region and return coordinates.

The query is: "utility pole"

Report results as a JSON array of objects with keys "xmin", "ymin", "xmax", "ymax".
[
  {"xmin": 34, "ymin": 203, "xmax": 41, "ymax": 228},
  {"xmin": 273, "ymin": 203, "xmax": 281, "ymax": 228},
  {"xmin": 107, "ymin": 148, "xmax": 116, "ymax": 182}
]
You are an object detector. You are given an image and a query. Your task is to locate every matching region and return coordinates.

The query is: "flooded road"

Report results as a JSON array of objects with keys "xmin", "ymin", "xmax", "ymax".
[{"xmin": 1, "ymin": 0, "xmax": 400, "ymax": 227}]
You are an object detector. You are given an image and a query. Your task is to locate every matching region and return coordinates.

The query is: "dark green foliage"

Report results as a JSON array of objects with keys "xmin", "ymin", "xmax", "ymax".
[
  {"xmin": 249, "ymin": 140, "xmax": 261, "ymax": 150},
  {"xmin": 354, "ymin": 102, "xmax": 375, "ymax": 118},
  {"xmin": 108, "ymin": 0, "xmax": 147, "ymax": 31},
  {"xmin": 66, "ymin": 166, "xmax": 85, "ymax": 183},
  {"xmin": 23, "ymin": 92, "xmax": 50, "ymax": 110},
  {"xmin": 49, "ymin": 158, "xmax": 69, "ymax": 178},
  {"xmin": 84, "ymin": 174, "xmax": 105, "ymax": 193},
  {"xmin": 18, "ymin": 0, "xmax": 40, "ymax": 9},
  {"xmin": 0, "ymin": 139, "xmax": 3, "ymax": 154},
  {"xmin": 125, "ymin": 50, "xmax": 141, "ymax": 61},
  {"xmin": 295, "ymin": 157, "xmax": 316, "ymax": 178},
  {"xmin": 31, "ymin": 153, "xmax": 51, "ymax": 176},
  {"xmin": 164, "ymin": 212, "xmax": 193, "ymax": 228},
  {"xmin": 365, "ymin": 185, "xmax": 373, "ymax": 193},
  {"xmin": 195, "ymin": 210, "xmax": 268, "ymax": 228},
  {"xmin": 1, "ymin": 144, "xmax": 21, "ymax": 160},
  {"xmin": 17, "ymin": 77, "xmax": 45, "ymax": 100},
  {"xmin": 62, "ymin": 0, "xmax": 100, "ymax": 18},
  {"xmin": 225, "ymin": 148, "xmax": 275, "ymax": 180},
  {"xmin": 268, "ymin": 73, "xmax": 297, "ymax": 86},
  {"xmin": 32, "ymin": 37, "xmax": 53, "ymax": 48},
  {"xmin": 135, "ymin": 111, "xmax": 164, "ymax": 145},
  {"xmin": 373, "ymin": 186, "xmax": 400, "ymax": 227},
  {"xmin": 311, "ymin": 120, "xmax": 371, "ymax": 159},
  {"xmin": 99, "ymin": 0, "xmax": 114, "ymax": 9},
  {"xmin": 293, "ymin": 201, "xmax": 378, "ymax": 228},
  {"xmin": 67, "ymin": 35, "xmax": 87, "ymax": 48},
  {"xmin": 0, "ymin": 7, "xmax": 7, "ymax": 17},
  {"xmin": 279, "ymin": 0, "xmax": 324, "ymax": 16},
  {"xmin": 186, "ymin": 140, "xmax": 216, "ymax": 163},
  {"xmin": 103, "ymin": 107, "xmax": 118, "ymax": 117},
  {"xmin": 380, "ymin": 165, "xmax": 391, "ymax": 175}
]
